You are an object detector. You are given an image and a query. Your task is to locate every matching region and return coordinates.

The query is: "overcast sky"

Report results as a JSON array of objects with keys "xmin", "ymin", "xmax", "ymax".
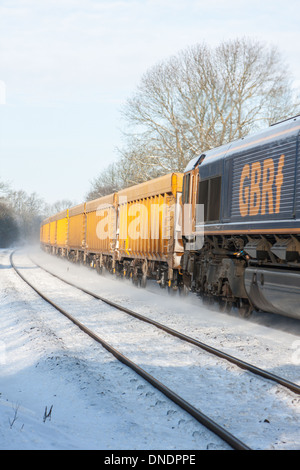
[{"xmin": 1, "ymin": 0, "xmax": 300, "ymax": 204}]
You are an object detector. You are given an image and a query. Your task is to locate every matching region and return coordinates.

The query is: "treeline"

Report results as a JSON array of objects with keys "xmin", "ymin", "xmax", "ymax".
[
  {"xmin": 87, "ymin": 37, "xmax": 300, "ymax": 200},
  {"xmin": 0, "ymin": 180, "xmax": 75, "ymax": 248}
]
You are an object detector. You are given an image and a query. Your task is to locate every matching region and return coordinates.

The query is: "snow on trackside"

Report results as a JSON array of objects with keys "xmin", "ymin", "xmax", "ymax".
[{"xmin": 0, "ymin": 246, "xmax": 299, "ymax": 450}]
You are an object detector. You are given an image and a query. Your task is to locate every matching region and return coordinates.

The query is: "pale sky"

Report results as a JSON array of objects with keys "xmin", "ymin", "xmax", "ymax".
[{"xmin": 0, "ymin": 0, "xmax": 300, "ymax": 204}]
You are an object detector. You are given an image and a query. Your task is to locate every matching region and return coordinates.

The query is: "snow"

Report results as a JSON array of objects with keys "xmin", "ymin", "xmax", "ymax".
[{"xmin": 0, "ymin": 246, "xmax": 299, "ymax": 450}]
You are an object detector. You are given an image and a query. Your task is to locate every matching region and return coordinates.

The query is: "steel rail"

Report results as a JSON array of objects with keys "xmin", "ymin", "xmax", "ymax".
[
  {"xmin": 11, "ymin": 251, "xmax": 251, "ymax": 451},
  {"xmin": 30, "ymin": 255, "xmax": 300, "ymax": 396}
]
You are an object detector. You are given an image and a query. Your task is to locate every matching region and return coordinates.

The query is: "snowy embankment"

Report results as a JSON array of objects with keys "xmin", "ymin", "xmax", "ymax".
[{"xmin": 0, "ymin": 246, "xmax": 299, "ymax": 450}]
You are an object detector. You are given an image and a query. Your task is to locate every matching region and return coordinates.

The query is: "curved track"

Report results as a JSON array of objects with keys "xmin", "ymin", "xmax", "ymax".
[
  {"xmin": 10, "ymin": 250, "xmax": 300, "ymax": 450},
  {"xmin": 10, "ymin": 250, "xmax": 251, "ymax": 450},
  {"xmin": 28, "ymin": 254, "xmax": 300, "ymax": 396}
]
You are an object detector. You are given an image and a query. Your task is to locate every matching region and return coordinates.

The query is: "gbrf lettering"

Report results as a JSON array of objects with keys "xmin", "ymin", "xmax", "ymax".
[{"xmin": 239, "ymin": 154, "xmax": 285, "ymax": 217}]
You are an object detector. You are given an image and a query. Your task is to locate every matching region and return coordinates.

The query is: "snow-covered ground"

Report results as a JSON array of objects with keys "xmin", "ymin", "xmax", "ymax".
[{"xmin": 0, "ymin": 246, "xmax": 299, "ymax": 450}]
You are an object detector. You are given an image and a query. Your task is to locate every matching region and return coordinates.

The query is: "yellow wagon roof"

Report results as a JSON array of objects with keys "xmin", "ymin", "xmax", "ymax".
[{"xmin": 117, "ymin": 173, "xmax": 183, "ymax": 203}]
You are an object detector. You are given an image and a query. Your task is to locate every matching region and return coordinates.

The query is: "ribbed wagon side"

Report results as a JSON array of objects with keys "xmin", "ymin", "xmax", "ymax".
[
  {"xmin": 40, "ymin": 210, "xmax": 69, "ymax": 254},
  {"xmin": 85, "ymin": 193, "xmax": 117, "ymax": 272},
  {"xmin": 67, "ymin": 203, "xmax": 86, "ymax": 261},
  {"xmin": 116, "ymin": 173, "xmax": 184, "ymax": 288},
  {"xmin": 55, "ymin": 209, "xmax": 69, "ymax": 254}
]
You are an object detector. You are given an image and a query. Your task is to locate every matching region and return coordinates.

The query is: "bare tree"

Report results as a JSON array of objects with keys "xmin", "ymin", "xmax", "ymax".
[
  {"xmin": 6, "ymin": 190, "xmax": 45, "ymax": 242},
  {"xmin": 0, "ymin": 179, "xmax": 10, "ymax": 200},
  {"xmin": 118, "ymin": 37, "xmax": 300, "ymax": 179},
  {"xmin": 0, "ymin": 180, "xmax": 19, "ymax": 246},
  {"xmin": 50, "ymin": 199, "xmax": 75, "ymax": 213},
  {"xmin": 0, "ymin": 179, "xmax": 55, "ymax": 245},
  {"xmin": 43, "ymin": 199, "xmax": 76, "ymax": 217},
  {"xmin": 86, "ymin": 162, "xmax": 123, "ymax": 200},
  {"xmin": 86, "ymin": 38, "xmax": 299, "ymax": 196},
  {"xmin": 0, "ymin": 202, "xmax": 19, "ymax": 247}
]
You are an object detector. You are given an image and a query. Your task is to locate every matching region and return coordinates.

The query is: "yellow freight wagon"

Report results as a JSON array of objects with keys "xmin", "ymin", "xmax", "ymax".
[
  {"xmin": 68, "ymin": 203, "xmax": 86, "ymax": 251},
  {"xmin": 116, "ymin": 173, "xmax": 184, "ymax": 286},
  {"xmin": 55, "ymin": 209, "xmax": 69, "ymax": 248},
  {"xmin": 86, "ymin": 193, "xmax": 117, "ymax": 256}
]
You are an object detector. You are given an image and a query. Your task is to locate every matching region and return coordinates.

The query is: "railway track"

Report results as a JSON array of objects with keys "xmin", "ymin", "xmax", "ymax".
[
  {"xmin": 27, "ymin": 254, "xmax": 300, "ymax": 397},
  {"xmin": 10, "ymin": 251, "xmax": 300, "ymax": 450}
]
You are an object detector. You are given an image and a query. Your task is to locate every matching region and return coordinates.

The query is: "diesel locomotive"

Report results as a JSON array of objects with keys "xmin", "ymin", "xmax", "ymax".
[
  {"xmin": 181, "ymin": 115, "xmax": 300, "ymax": 319},
  {"xmin": 40, "ymin": 115, "xmax": 300, "ymax": 320}
]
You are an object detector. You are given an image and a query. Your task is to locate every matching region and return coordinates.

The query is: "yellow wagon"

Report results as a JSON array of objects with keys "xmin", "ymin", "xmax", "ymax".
[{"xmin": 116, "ymin": 173, "xmax": 184, "ymax": 286}]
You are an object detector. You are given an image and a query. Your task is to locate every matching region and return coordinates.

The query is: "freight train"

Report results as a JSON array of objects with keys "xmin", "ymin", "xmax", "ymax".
[
  {"xmin": 40, "ymin": 115, "xmax": 300, "ymax": 320},
  {"xmin": 40, "ymin": 173, "xmax": 184, "ymax": 290}
]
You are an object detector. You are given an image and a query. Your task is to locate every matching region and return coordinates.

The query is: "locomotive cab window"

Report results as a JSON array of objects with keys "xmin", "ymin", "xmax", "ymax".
[
  {"xmin": 182, "ymin": 173, "xmax": 191, "ymax": 204},
  {"xmin": 197, "ymin": 176, "xmax": 222, "ymax": 222}
]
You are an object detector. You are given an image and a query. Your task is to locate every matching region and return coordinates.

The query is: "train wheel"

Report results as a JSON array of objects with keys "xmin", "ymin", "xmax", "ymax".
[
  {"xmin": 238, "ymin": 299, "xmax": 253, "ymax": 318},
  {"xmin": 218, "ymin": 299, "xmax": 227, "ymax": 312},
  {"xmin": 219, "ymin": 300, "xmax": 233, "ymax": 313},
  {"xmin": 202, "ymin": 295, "xmax": 212, "ymax": 306},
  {"xmin": 167, "ymin": 285, "xmax": 177, "ymax": 296},
  {"xmin": 96, "ymin": 265, "xmax": 103, "ymax": 275},
  {"xmin": 140, "ymin": 275, "xmax": 147, "ymax": 288},
  {"xmin": 178, "ymin": 285, "xmax": 189, "ymax": 297}
]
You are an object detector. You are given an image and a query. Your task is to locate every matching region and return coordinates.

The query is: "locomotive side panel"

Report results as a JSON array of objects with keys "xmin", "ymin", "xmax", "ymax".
[
  {"xmin": 231, "ymin": 134, "xmax": 297, "ymax": 224},
  {"xmin": 296, "ymin": 132, "xmax": 300, "ymax": 221}
]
